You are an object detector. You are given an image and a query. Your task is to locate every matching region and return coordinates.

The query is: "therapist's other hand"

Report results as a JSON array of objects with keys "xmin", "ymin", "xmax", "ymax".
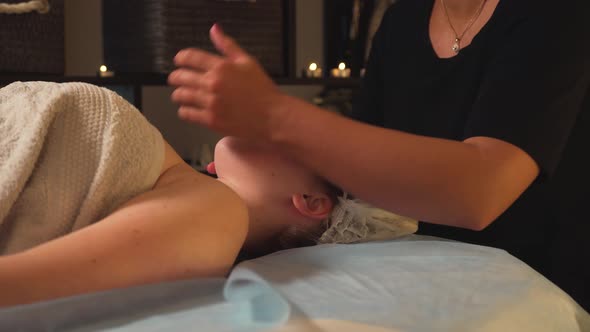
[{"xmin": 169, "ymin": 24, "xmax": 285, "ymax": 140}]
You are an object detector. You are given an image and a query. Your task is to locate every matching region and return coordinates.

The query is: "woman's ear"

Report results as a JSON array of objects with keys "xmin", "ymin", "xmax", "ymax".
[{"xmin": 291, "ymin": 193, "xmax": 334, "ymax": 220}]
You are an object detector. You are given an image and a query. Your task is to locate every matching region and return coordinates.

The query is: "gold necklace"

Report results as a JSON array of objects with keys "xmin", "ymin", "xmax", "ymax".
[{"xmin": 440, "ymin": 0, "xmax": 488, "ymax": 53}]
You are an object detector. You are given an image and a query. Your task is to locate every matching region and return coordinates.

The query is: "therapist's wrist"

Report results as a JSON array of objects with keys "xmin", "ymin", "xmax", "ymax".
[
  {"xmin": 266, "ymin": 93, "xmax": 297, "ymax": 145},
  {"xmin": 266, "ymin": 94, "xmax": 332, "ymax": 149}
]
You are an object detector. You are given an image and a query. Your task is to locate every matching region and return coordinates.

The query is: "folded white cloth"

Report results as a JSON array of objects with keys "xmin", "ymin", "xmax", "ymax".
[{"xmin": 0, "ymin": 82, "xmax": 164, "ymax": 254}]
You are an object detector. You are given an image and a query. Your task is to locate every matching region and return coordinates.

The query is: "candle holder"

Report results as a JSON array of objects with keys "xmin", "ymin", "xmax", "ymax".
[
  {"xmin": 330, "ymin": 62, "xmax": 351, "ymax": 78},
  {"xmin": 303, "ymin": 62, "xmax": 323, "ymax": 78},
  {"xmin": 98, "ymin": 65, "xmax": 115, "ymax": 78}
]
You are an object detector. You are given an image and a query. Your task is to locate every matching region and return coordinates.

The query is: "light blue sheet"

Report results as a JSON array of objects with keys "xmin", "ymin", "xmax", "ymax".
[{"xmin": 1, "ymin": 236, "xmax": 588, "ymax": 331}]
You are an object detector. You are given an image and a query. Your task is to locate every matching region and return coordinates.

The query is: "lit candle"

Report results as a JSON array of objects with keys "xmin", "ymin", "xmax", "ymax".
[
  {"xmin": 304, "ymin": 62, "xmax": 323, "ymax": 78},
  {"xmin": 98, "ymin": 65, "xmax": 114, "ymax": 78},
  {"xmin": 331, "ymin": 62, "xmax": 351, "ymax": 78}
]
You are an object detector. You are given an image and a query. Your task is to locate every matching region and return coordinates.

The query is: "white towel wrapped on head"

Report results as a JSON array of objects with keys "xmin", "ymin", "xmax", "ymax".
[{"xmin": 0, "ymin": 82, "xmax": 164, "ymax": 255}]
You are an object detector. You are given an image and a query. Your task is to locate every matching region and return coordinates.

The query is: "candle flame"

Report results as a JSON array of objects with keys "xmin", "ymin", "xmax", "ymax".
[
  {"xmin": 338, "ymin": 62, "xmax": 346, "ymax": 70},
  {"xmin": 309, "ymin": 63, "xmax": 318, "ymax": 71},
  {"xmin": 100, "ymin": 65, "xmax": 108, "ymax": 72}
]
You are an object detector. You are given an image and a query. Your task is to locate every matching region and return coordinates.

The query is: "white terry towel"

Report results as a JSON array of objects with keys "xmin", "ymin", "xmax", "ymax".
[{"xmin": 0, "ymin": 82, "xmax": 164, "ymax": 255}]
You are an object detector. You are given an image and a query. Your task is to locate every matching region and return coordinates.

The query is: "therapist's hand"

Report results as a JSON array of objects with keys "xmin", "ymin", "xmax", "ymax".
[{"xmin": 168, "ymin": 24, "xmax": 285, "ymax": 140}]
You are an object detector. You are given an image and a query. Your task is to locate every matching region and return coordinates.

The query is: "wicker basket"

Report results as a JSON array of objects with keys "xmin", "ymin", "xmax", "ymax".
[
  {"xmin": 0, "ymin": 0, "xmax": 64, "ymax": 74},
  {"xmin": 103, "ymin": 0, "xmax": 287, "ymax": 77}
]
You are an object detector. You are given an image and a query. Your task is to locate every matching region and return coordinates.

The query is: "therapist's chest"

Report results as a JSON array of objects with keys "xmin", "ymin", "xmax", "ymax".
[{"xmin": 379, "ymin": 45, "xmax": 490, "ymax": 140}]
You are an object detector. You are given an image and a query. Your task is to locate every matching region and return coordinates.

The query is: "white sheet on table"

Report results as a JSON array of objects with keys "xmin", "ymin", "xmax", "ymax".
[
  {"xmin": 229, "ymin": 236, "xmax": 588, "ymax": 332},
  {"xmin": 1, "ymin": 236, "xmax": 588, "ymax": 332}
]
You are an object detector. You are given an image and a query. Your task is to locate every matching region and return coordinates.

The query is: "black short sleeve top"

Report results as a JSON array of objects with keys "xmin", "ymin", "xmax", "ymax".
[{"xmin": 352, "ymin": 0, "xmax": 590, "ymax": 307}]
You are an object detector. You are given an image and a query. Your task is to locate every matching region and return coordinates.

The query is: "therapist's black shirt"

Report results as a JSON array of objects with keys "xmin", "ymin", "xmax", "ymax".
[{"xmin": 353, "ymin": 0, "xmax": 590, "ymax": 309}]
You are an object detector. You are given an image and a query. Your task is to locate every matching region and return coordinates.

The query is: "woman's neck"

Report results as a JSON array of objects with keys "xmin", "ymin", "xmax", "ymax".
[
  {"xmin": 440, "ymin": 0, "xmax": 486, "ymax": 21},
  {"xmin": 241, "ymin": 205, "xmax": 286, "ymax": 254}
]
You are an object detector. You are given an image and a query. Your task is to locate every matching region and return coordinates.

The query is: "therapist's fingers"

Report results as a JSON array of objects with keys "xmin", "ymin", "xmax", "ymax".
[
  {"xmin": 168, "ymin": 69, "xmax": 207, "ymax": 88},
  {"xmin": 174, "ymin": 48, "xmax": 223, "ymax": 72},
  {"xmin": 209, "ymin": 24, "xmax": 247, "ymax": 60},
  {"xmin": 171, "ymin": 87, "xmax": 214, "ymax": 109},
  {"xmin": 177, "ymin": 106, "xmax": 213, "ymax": 127}
]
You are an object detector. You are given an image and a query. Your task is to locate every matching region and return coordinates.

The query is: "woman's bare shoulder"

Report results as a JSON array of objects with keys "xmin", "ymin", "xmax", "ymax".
[
  {"xmin": 110, "ymin": 139, "xmax": 249, "ymax": 274},
  {"xmin": 153, "ymin": 141, "xmax": 209, "ymax": 188},
  {"xmin": 156, "ymin": 141, "xmax": 187, "ymax": 182},
  {"xmin": 153, "ymin": 140, "xmax": 248, "ymax": 222}
]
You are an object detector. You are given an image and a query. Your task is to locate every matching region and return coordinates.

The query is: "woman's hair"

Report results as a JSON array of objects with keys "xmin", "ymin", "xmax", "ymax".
[
  {"xmin": 317, "ymin": 195, "xmax": 419, "ymax": 244},
  {"xmin": 276, "ymin": 182, "xmax": 419, "ymax": 251},
  {"xmin": 242, "ymin": 178, "xmax": 419, "ymax": 256}
]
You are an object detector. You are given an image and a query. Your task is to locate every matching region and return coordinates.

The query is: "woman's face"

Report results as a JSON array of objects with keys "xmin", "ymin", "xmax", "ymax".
[
  {"xmin": 211, "ymin": 137, "xmax": 335, "ymax": 253},
  {"xmin": 211, "ymin": 136, "xmax": 318, "ymax": 209}
]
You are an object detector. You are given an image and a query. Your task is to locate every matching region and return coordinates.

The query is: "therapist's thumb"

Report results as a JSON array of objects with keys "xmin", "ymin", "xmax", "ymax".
[{"xmin": 210, "ymin": 24, "xmax": 246, "ymax": 60}]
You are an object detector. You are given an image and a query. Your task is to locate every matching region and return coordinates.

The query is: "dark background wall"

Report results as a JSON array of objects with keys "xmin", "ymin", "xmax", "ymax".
[{"xmin": 64, "ymin": 0, "xmax": 325, "ymax": 159}]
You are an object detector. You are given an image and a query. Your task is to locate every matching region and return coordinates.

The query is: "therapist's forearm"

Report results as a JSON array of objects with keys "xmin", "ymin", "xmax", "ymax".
[{"xmin": 268, "ymin": 95, "xmax": 527, "ymax": 230}]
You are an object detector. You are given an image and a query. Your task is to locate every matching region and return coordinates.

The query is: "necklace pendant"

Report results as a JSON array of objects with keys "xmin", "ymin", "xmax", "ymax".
[{"xmin": 452, "ymin": 38, "xmax": 461, "ymax": 53}]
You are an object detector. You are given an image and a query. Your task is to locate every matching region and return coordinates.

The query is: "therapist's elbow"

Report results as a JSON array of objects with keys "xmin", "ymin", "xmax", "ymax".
[
  {"xmin": 456, "ymin": 216, "xmax": 494, "ymax": 231},
  {"xmin": 456, "ymin": 202, "xmax": 501, "ymax": 231},
  {"xmin": 464, "ymin": 218, "xmax": 493, "ymax": 231}
]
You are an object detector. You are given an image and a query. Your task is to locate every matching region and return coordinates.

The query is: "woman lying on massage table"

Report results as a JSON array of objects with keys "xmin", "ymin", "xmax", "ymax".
[{"xmin": 0, "ymin": 82, "xmax": 415, "ymax": 308}]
